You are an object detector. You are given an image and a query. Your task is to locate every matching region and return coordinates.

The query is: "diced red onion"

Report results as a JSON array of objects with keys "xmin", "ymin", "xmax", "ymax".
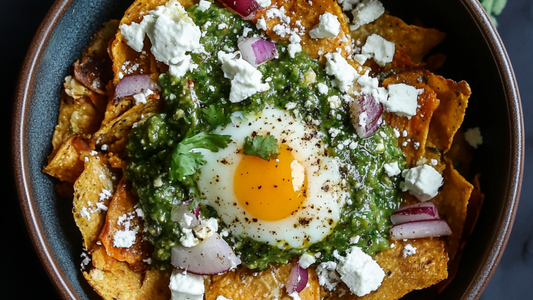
[
  {"xmin": 170, "ymin": 200, "xmax": 199, "ymax": 228},
  {"xmin": 171, "ymin": 233, "xmax": 241, "ymax": 275},
  {"xmin": 390, "ymin": 219, "xmax": 452, "ymax": 240},
  {"xmin": 390, "ymin": 202, "xmax": 439, "ymax": 225},
  {"xmin": 114, "ymin": 74, "xmax": 158, "ymax": 101},
  {"xmin": 219, "ymin": 0, "xmax": 261, "ymax": 19},
  {"xmin": 349, "ymin": 94, "xmax": 384, "ymax": 138},
  {"xmin": 286, "ymin": 263, "xmax": 308, "ymax": 294},
  {"xmin": 238, "ymin": 37, "xmax": 278, "ymax": 67}
]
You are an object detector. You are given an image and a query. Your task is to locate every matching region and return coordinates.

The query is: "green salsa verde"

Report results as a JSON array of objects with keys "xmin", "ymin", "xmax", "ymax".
[{"xmin": 125, "ymin": 2, "xmax": 406, "ymax": 271}]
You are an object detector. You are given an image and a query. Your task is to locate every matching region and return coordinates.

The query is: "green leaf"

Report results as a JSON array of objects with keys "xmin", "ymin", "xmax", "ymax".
[
  {"xmin": 243, "ymin": 135, "xmax": 280, "ymax": 161},
  {"xmin": 202, "ymin": 104, "xmax": 230, "ymax": 130},
  {"xmin": 170, "ymin": 132, "xmax": 231, "ymax": 180}
]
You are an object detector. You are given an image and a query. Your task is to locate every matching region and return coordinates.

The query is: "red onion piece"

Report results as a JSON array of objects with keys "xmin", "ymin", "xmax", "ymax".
[
  {"xmin": 219, "ymin": 0, "xmax": 261, "ymax": 19},
  {"xmin": 286, "ymin": 263, "xmax": 308, "ymax": 294},
  {"xmin": 238, "ymin": 37, "xmax": 278, "ymax": 67},
  {"xmin": 114, "ymin": 74, "xmax": 158, "ymax": 101},
  {"xmin": 171, "ymin": 233, "xmax": 241, "ymax": 275},
  {"xmin": 390, "ymin": 219, "xmax": 452, "ymax": 240},
  {"xmin": 349, "ymin": 94, "xmax": 384, "ymax": 138},
  {"xmin": 171, "ymin": 200, "xmax": 200, "ymax": 228},
  {"xmin": 390, "ymin": 202, "xmax": 439, "ymax": 225}
]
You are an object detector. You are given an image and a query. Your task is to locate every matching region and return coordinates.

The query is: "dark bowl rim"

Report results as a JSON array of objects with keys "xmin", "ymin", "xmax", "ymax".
[{"xmin": 12, "ymin": 0, "xmax": 524, "ymax": 299}]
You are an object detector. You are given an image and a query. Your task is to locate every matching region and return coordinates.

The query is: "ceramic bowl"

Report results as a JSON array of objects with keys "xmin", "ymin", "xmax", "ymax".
[{"xmin": 13, "ymin": 0, "xmax": 524, "ymax": 299}]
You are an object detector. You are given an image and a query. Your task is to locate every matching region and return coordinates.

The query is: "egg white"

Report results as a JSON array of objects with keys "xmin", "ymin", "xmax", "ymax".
[{"xmin": 195, "ymin": 108, "xmax": 349, "ymax": 249}]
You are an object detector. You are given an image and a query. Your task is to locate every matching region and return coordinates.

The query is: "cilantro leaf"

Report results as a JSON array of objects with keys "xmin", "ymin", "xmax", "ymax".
[
  {"xmin": 170, "ymin": 132, "xmax": 231, "ymax": 180},
  {"xmin": 243, "ymin": 135, "xmax": 280, "ymax": 161},
  {"xmin": 202, "ymin": 104, "xmax": 230, "ymax": 130}
]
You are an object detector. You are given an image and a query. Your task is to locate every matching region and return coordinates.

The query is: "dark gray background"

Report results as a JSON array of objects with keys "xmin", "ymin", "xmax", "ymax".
[{"xmin": 2, "ymin": 0, "xmax": 531, "ymax": 298}]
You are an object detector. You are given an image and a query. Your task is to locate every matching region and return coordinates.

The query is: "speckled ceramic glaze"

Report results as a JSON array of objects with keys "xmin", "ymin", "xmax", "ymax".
[{"xmin": 13, "ymin": 0, "xmax": 523, "ymax": 299}]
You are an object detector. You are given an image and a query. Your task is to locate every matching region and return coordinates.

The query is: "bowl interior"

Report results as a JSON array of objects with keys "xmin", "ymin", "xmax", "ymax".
[{"xmin": 14, "ymin": 0, "xmax": 522, "ymax": 299}]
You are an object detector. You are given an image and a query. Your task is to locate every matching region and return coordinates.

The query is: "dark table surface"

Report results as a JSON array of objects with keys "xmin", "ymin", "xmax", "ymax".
[{"xmin": 2, "ymin": 0, "xmax": 532, "ymax": 299}]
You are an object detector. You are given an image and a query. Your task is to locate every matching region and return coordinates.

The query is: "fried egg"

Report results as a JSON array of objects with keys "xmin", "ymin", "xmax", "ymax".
[{"xmin": 196, "ymin": 107, "xmax": 349, "ymax": 249}]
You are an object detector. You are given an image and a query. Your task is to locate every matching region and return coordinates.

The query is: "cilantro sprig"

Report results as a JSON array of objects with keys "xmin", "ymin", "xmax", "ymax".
[
  {"xmin": 202, "ymin": 104, "xmax": 231, "ymax": 130},
  {"xmin": 170, "ymin": 132, "xmax": 231, "ymax": 181},
  {"xmin": 243, "ymin": 135, "xmax": 280, "ymax": 161}
]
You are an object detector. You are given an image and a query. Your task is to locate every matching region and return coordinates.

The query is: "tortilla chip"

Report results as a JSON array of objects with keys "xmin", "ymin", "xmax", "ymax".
[
  {"xmin": 44, "ymin": 135, "xmax": 90, "ymax": 183},
  {"xmin": 85, "ymin": 245, "xmax": 171, "ymax": 300},
  {"xmin": 92, "ymin": 97, "xmax": 164, "ymax": 150},
  {"xmin": 253, "ymin": 0, "xmax": 353, "ymax": 62},
  {"xmin": 324, "ymin": 239, "xmax": 448, "ymax": 300},
  {"xmin": 430, "ymin": 158, "xmax": 473, "ymax": 260},
  {"xmin": 351, "ymin": 14, "xmax": 446, "ymax": 63},
  {"xmin": 110, "ymin": 0, "xmax": 193, "ymax": 84},
  {"xmin": 426, "ymin": 74, "xmax": 471, "ymax": 153},
  {"xmin": 73, "ymin": 153, "xmax": 117, "ymax": 250},
  {"xmin": 206, "ymin": 262, "xmax": 321, "ymax": 300},
  {"xmin": 444, "ymin": 128, "xmax": 474, "ymax": 177},
  {"xmin": 383, "ymin": 70, "xmax": 440, "ymax": 167},
  {"xmin": 74, "ymin": 20, "xmax": 118, "ymax": 96},
  {"xmin": 99, "ymin": 178, "xmax": 152, "ymax": 272},
  {"xmin": 50, "ymin": 87, "xmax": 104, "ymax": 159}
]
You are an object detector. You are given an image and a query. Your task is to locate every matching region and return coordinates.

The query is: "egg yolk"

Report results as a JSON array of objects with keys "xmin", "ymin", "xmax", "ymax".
[{"xmin": 234, "ymin": 145, "xmax": 307, "ymax": 221}]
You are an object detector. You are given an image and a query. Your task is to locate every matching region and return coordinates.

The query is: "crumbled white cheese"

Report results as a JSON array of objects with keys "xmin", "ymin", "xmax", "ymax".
[
  {"xmin": 317, "ymin": 83, "xmax": 329, "ymax": 94},
  {"xmin": 289, "ymin": 291, "xmax": 302, "ymax": 300},
  {"xmin": 464, "ymin": 127, "xmax": 483, "ymax": 149},
  {"xmin": 350, "ymin": 0, "xmax": 385, "ymax": 31},
  {"xmin": 337, "ymin": 0, "xmax": 361, "ymax": 11},
  {"xmin": 309, "ymin": 12, "xmax": 340, "ymax": 39},
  {"xmin": 350, "ymin": 235, "xmax": 360, "ymax": 244},
  {"xmin": 113, "ymin": 229, "xmax": 137, "ymax": 248},
  {"xmin": 325, "ymin": 52, "xmax": 360, "ymax": 93},
  {"xmin": 353, "ymin": 53, "xmax": 369, "ymax": 65},
  {"xmin": 197, "ymin": 0, "xmax": 211, "ymax": 12},
  {"xmin": 169, "ymin": 269, "xmax": 205, "ymax": 300},
  {"xmin": 384, "ymin": 162, "xmax": 401, "ymax": 177},
  {"xmin": 256, "ymin": 0, "xmax": 272, "ymax": 8},
  {"xmin": 217, "ymin": 51, "xmax": 270, "ymax": 103},
  {"xmin": 256, "ymin": 17, "xmax": 268, "ymax": 31},
  {"xmin": 316, "ymin": 261, "xmax": 340, "ymax": 291},
  {"xmin": 403, "ymin": 244, "xmax": 417, "ymax": 258},
  {"xmin": 298, "ymin": 253, "xmax": 317, "ymax": 269},
  {"xmin": 402, "ymin": 164, "xmax": 443, "ymax": 201},
  {"xmin": 288, "ymin": 33, "xmax": 302, "ymax": 58},
  {"xmin": 334, "ymin": 247, "xmax": 385, "ymax": 297},
  {"xmin": 180, "ymin": 227, "xmax": 199, "ymax": 247},
  {"xmin": 194, "ymin": 217, "xmax": 219, "ymax": 240},
  {"xmin": 328, "ymin": 95, "xmax": 342, "ymax": 109},
  {"xmin": 361, "ymin": 34, "xmax": 395, "ymax": 66},
  {"xmin": 381, "ymin": 83, "xmax": 423, "ymax": 117},
  {"xmin": 119, "ymin": 0, "xmax": 203, "ymax": 76},
  {"xmin": 168, "ymin": 54, "xmax": 198, "ymax": 78},
  {"xmin": 133, "ymin": 88, "xmax": 154, "ymax": 105}
]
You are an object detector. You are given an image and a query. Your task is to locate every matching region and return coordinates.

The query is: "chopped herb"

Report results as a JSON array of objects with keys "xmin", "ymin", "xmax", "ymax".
[
  {"xmin": 170, "ymin": 131, "xmax": 231, "ymax": 180},
  {"xmin": 243, "ymin": 135, "xmax": 280, "ymax": 161},
  {"xmin": 202, "ymin": 104, "xmax": 231, "ymax": 130}
]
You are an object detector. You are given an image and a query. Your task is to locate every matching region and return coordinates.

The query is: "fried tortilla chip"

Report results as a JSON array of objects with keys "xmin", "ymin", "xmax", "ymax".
[
  {"xmin": 431, "ymin": 158, "xmax": 473, "ymax": 260},
  {"xmin": 92, "ymin": 97, "xmax": 164, "ymax": 151},
  {"xmin": 206, "ymin": 262, "xmax": 321, "ymax": 300},
  {"xmin": 253, "ymin": 0, "xmax": 353, "ymax": 62},
  {"xmin": 73, "ymin": 153, "xmax": 117, "ymax": 250},
  {"xmin": 323, "ymin": 238, "xmax": 448, "ymax": 300},
  {"xmin": 44, "ymin": 135, "xmax": 90, "ymax": 183},
  {"xmin": 426, "ymin": 74, "xmax": 471, "ymax": 153},
  {"xmin": 445, "ymin": 128, "xmax": 474, "ymax": 177},
  {"xmin": 383, "ymin": 70, "xmax": 440, "ymax": 167},
  {"xmin": 50, "ymin": 81, "xmax": 105, "ymax": 159},
  {"xmin": 351, "ymin": 14, "xmax": 446, "ymax": 63},
  {"xmin": 99, "ymin": 178, "xmax": 152, "ymax": 272},
  {"xmin": 74, "ymin": 20, "xmax": 119, "ymax": 96},
  {"xmin": 110, "ymin": 0, "xmax": 196, "ymax": 84},
  {"xmin": 85, "ymin": 245, "xmax": 171, "ymax": 300}
]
